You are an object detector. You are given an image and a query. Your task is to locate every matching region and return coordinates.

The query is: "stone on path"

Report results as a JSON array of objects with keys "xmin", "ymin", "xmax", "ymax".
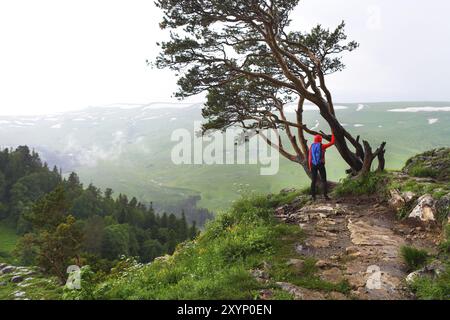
[{"xmin": 408, "ymin": 195, "xmax": 436, "ymax": 222}]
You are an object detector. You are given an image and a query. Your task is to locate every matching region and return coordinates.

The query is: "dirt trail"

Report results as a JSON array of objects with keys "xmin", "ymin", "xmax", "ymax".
[{"xmin": 275, "ymin": 196, "xmax": 440, "ymax": 300}]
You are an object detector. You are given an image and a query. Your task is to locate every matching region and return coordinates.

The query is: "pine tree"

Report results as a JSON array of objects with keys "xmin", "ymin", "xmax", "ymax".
[
  {"xmin": 189, "ymin": 221, "xmax": 198, "ymax": 239},
  {"xmin": 179, "ymin": 210, "xmax": 188, "ymax": 241}
]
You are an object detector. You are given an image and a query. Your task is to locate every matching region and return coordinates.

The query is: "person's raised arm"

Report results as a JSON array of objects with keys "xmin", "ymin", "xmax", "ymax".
[
  {"xmin": 322, "ymin": 132, "xmax": 335, "ymax": 150},
  {"xmin": 308, "ymin": 147, "xmax": 312, "ymax": 171}
]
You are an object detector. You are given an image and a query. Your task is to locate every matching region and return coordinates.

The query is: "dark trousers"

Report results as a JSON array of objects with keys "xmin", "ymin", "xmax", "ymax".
[{"xmin": 310, "ymin": 163, "xmax": 328, "ymax": 198}]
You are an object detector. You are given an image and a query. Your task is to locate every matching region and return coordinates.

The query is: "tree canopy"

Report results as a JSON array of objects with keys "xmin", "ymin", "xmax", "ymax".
[{"xmin": 155, "ymin": 0, "xmax": 386, "ymax": 175}]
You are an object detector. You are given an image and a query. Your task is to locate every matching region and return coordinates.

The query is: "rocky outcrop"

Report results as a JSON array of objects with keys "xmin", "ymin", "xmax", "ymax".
[
  {"xmin": 0, "ymin": 264, "xmax": 53, "ymax": 300},
  {"xmin": 406, "ymin": 260, "xmax": 446, "ymax": 284},
  {"xmin": 1, "ymin": 266, "xmax": 15, "ymax": 274},
  {"xmin": 388, "ymin": 189, "xmax": 408, "ymax": 211},
  {"xmin": 388, "ymin": 190, "xmax": 443, "ymax": 223},
  {"xmin": 11, "ymin": 275, "xmax": 23, "ymax": 284},
  {"xmin": 408, "ymin": 195, "xmax": 436, "ymax": 222},
  {"xmin": 436, "ymin": 193, "xmax": 450, "ymax": 221},
  {"xmin": 347, "ymin": 219, "xmax": 404, "ymax": 260},
  {"xmin": 403, "ymin": 148, "xmax": 450, "ymax": 181},
  {"xmin": 388, "ymin": 189, "xmax": 417, "ymax": 211}
]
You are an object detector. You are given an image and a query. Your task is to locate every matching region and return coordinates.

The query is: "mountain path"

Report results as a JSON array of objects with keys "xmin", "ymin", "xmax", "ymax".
[{"xmin": 273, "ymin": 196, "xmax": 440, "ymax": 300}]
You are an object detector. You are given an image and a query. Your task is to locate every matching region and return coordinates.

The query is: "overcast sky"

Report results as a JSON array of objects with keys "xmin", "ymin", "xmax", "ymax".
[{"xmin": 0, "ymin": 0, "xmax": 449, "ymax": 116}]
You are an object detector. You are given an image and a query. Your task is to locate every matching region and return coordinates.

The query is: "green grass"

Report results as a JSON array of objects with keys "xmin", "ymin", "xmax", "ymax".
[
  {"xmin": 0, "ymin": 221, "xmax": 19, "ymax": 263},
  {"xmin": 409, "ymin": 224, "xmax": 450, "ymax": 300},
  {"xmin": 408, "ymin": 165, "xmax": 439, "ymax": 179},
  {"xmin": 409, "ymin": 267, "xmax": 450, "ymax": 300},
  {"xmin": 333, "ymin": 172, "xmax": 388, "ymax": 198},
  {"xmin": 63, "ymin": 191, "xmax": 345, "ymax": 300},
  {"xmin": 400, "ymin": 246, "xmax": 429, "ymax": 272},
  {"xmin": 0, "ymin": 268, "xmax": 63, "ymax": 300},
  {"xmin": 440, "ymin": 224, "xmax": 450, "ymax": 253}
]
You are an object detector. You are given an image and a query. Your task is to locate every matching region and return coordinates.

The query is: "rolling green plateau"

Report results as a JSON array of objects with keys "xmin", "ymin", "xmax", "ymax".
[{"xmin": 0, "ymin": 101, "xmax": 449, "ymax": 214}]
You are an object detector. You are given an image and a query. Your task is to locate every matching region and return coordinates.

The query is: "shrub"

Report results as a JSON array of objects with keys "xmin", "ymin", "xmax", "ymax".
[
  {"xmin": 400, "ymin": 246, "xmax": 429, "ymax": 271},
  {"xmin": 408, "ymin": 165, "xmax": 438, "ymax": 179},
  {"xmin": 334, "ymin": 173, "xmax": 387, "ymax": 197},
  {"xmin": 410, "ymin": 265, "xmax": 450, "ymax": 300},
  {"xmin": 64, "ymin": 193, "xmax": 297, "ymax": 300}
]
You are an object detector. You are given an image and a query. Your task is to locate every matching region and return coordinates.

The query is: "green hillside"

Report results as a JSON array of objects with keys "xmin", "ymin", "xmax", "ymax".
[{"xmin": 62, "ymin": 149, "xmax": 450, "ymax": 300}]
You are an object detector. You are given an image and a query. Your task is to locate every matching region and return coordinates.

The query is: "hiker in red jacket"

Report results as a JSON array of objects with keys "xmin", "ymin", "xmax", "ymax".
[{"xmin": 308, "ymin": 132, "xmax": 335, "ymax": 201}]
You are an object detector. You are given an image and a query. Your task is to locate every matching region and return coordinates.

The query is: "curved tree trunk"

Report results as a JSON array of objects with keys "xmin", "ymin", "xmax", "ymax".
[
  {"xmin": 314, "ymin": 99, "xmax": 387, "ymax": 177},
  {"xmin": 317, "ymin": 101, "xmax": 363, "ymax": 172}
]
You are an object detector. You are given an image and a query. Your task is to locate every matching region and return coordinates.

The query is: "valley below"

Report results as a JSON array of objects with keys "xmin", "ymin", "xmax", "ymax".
[{"xmin": 0, "ymin": 101, "xmax": 449, "ymax": 221}]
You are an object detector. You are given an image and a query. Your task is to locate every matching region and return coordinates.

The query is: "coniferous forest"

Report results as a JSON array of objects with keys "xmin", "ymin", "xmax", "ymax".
[{"xmin": 0, "ymin": 146, "xmax": 197, "ymax": 282}]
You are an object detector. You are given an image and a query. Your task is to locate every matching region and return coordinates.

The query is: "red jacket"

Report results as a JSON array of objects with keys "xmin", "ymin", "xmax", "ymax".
[{"xmin": 308, "ymin": 134, "xmax": 335, "ymax": 170}]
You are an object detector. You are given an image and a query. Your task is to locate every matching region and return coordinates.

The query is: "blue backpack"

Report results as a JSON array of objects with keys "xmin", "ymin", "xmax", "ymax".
[{"xmin": 311, "ymin": 143, "xmax": 322, "ymax": 166}]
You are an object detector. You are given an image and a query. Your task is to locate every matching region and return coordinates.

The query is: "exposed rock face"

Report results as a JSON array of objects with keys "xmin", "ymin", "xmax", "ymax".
[
  {"xmin": 275, "ymin": 205, "xmax": 289, "ymax": 217},
  {"xmin": 389, "ymin": 190, "xmax": 406, "ymax": 210},
  {"xmin": 408, "ymin": 195, "xmax": 436, "ymax": 222},
  {"xmin": 388, "ymin": 190, "xmax": 417, "ymax": 211},
  {"xmin": 274, "ymin": 197, "xmax": 437, "ymax": 300},
  {"xmin": 403, "ymin": 192, "xmax": 416, "ymax": 203},
  {"xmin": 347, "ymin": 219, "xmax": 404, "ymax": 260}
]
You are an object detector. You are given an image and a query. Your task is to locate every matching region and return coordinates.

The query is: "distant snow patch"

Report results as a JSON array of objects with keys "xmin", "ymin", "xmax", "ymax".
[
  {"xmin": 311, "ymin": 120, "xmax": 320, "ymax": 130},
  {"xmin": 428, "ymin": 118, "xmax": 439, "ymax": 125},
  {"xmin": 356, "ymin": 104, "xmax": 366, "ymax": 111},
  {"xmin": 170, "ymin": 117, "xmax": 177, "ymax": 121},
  {"xmin": 334, "ymin": 105, "xmax": 350, "ymax": 110},
  {"xmin": 388, "ymin": 106, "xmax": 450, "ymax": 112},
  {"xmin": 354, "ymin": 124, "xmax": 364, "ymax": 127},
  {"xmin": 51, "ymin": 124, "xmax": 62, "ymax": 129}
]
